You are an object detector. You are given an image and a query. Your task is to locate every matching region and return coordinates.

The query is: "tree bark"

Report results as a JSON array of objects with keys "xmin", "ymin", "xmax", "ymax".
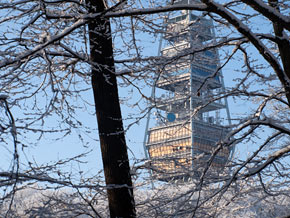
[
  {"xmin": 86, "ymin": 1, "xmax": 136, "ymax": 217},
  {"xmin": 268, "ymin": 0, "xmax": 290, "ymax": 106}
]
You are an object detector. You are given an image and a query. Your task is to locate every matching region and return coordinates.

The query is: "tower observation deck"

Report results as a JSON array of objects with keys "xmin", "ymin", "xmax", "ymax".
[{"xmin": 143, "ymin": 0, "xmax": 234, "ymax": 182}]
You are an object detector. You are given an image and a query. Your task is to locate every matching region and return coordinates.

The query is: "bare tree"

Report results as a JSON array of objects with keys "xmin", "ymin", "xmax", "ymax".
[
  {"xmin": 86, "ymin": 0, "xmax": 135, "ymax": 217},
  {"xmin": 0, "ymin": 0, "xmax": 136, "ymax": 217},
  {"xmin": 1, "ymin": 0, "xmax": 290, "ymax": 217}
]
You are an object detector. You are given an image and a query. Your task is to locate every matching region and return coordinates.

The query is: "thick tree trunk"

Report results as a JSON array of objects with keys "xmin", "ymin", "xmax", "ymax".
[
  {"xmin": 269, "ymin": 0, "xmax": 290, "ymax": 106},
  {"xmin": 86, "ymin": 1, "xmax": 136, "ymax": 217}
]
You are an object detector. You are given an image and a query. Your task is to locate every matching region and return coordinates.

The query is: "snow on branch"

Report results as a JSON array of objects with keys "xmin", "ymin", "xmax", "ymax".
[
  {"xmin": 201, "ymin": 0, "xmax": 290, "ymax": 104},
  {"xmin": 244, "ymin": 145, "xmax": 290, "ymax": 178},
  {"xmin": 0, "ymin": 18, "xmax": 87, "ymax": 70},
  {"xmin": 241, "ymin": 0, "xmax": 290, "ymax": 32}
]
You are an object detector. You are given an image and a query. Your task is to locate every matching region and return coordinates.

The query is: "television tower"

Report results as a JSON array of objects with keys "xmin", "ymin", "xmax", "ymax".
[{"xmin": 143, "ymin": 0, "xmax": 234, "ymax": 181}]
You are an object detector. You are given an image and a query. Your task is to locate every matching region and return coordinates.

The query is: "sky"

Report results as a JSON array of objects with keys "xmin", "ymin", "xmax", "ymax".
[{"xmin": 0, "ymin": 3, "xmax": 276, "ymax": 183}]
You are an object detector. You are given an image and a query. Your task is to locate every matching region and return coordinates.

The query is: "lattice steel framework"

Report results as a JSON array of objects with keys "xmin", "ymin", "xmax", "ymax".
[{"xmin": 143, "ymin": 0, "xmax": 234, "ymax": 181}]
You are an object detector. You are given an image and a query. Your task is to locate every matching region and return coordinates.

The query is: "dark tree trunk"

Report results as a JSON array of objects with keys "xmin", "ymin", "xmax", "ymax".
[
  {"xmin": 269, "ymin": 0, "xmax": 290, "ymax": 106},
  {"xmin": 86, "ymin": 0, "xmax": 136, "ymax": 217}
]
